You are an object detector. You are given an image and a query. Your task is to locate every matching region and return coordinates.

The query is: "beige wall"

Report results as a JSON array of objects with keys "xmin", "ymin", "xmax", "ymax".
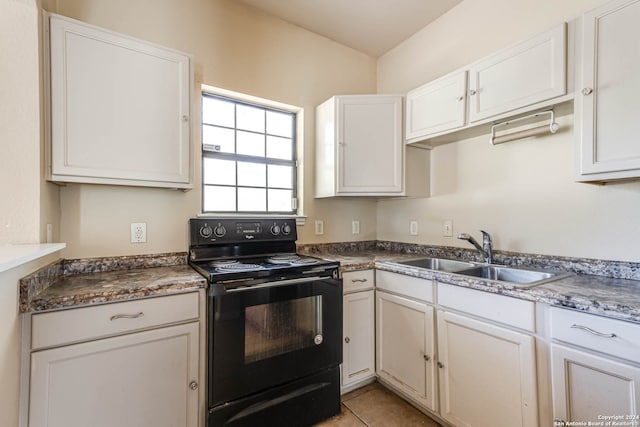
[
  {"xmin": 46, "ymin": 0, "xmax": 378, "ymax": 258},
  {"xmin": 1, "ymin": 0, "xmax": 42, "ymax": 245},
  {"xmin": 376, "ymin": 0, "xmax": 640, "ymax": 263}
]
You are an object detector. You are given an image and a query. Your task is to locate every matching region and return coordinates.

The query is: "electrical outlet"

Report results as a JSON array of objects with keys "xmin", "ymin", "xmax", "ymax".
[
  {"xmin": 130, "ymin": 222, "xmax": 147, "ymax": 243},
  {"xmin": 352, "ymin": 220, "xmax": 360, "ymax": 235},
  {"xmin": 314, "ymin": 220, "xmax": 324, "ymax": 235},
  {"xmin": 410, "ymin": 221, "xmax": 418, "ymax": 236},
  {"xmin": 443, "ymin": 220, "xmax": 453, "ymax": 237}
]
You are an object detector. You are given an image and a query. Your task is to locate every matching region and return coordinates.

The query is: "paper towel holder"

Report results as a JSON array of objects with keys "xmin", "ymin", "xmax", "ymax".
[{"xmin": 490, "ymin": 110, "xmax": 559, "ymax": 145}]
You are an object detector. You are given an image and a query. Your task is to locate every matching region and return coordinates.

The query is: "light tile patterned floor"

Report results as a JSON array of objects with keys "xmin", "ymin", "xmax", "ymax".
[{"xmin": 315, "ymin": 382, "xmax": 441, "ymax": 427}]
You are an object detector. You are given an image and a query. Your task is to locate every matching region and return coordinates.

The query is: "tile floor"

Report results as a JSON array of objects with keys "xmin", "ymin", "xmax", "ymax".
[{"xmin": 315, "ymin": 382, "xmax": 441, "ymax": 427}]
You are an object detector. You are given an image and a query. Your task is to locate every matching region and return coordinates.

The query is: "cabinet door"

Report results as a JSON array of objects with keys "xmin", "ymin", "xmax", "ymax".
[
  {"xmin": 337, "ymin": 95, "xmax": 403, "ymax": 194},
  {"xmin": 376, "ymin": 291, "xmax": 436, "ymax": 411},
  {"xmin": 48, "ymin": 13, "xmax": 191, "ymax": 189},
  {"xmin": 29, "ymin": 322, "xmax": 199, "ymax": 427},
  {"xmin": 405, "ymin": 71, "xmax": 467, "ymax": 141},
  {"xmin": 437, "ymin": 310, "xmax": 538, "ymax": 427},
  {"xmin": 342, "ymin": 290, "xmax": 375, "ymax": 389},
  {"xmin": 576, "ymin": 0, "xmax": 640, "ymax": 181},
  {"xmin": 468, "ymin": 24, "xmax": 566, "ymax": 122},
  {"xmin": 551, "ymin": 344, "xmax": 640, "ymax": 424}
]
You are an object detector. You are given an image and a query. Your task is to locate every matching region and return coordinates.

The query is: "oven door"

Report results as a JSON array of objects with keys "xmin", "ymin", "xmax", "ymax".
[{"xmin": 209, "ymin": 275, "xmax": 342, "ymax": 407}]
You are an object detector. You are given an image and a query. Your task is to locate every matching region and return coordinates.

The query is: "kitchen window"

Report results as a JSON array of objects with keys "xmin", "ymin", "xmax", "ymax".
[{"xmin": 201, "ymin": 93, "xmax": 298, "ymax": 214}]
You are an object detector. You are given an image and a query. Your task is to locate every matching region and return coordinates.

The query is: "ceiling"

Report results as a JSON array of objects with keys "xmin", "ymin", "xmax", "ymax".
[{"xmin": 236, "ymin": 0, "xmax": 463, "ymax": 57}]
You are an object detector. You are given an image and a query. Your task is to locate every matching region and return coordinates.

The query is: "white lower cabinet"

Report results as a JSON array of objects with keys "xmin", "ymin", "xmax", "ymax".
[
  {"xmin": 375, "ymin": 270, "xmax": 437, "ymax": 411},
  {"xmin": 341, "ymin": 270, "xmax": 375, "ymax": 392},
  {"xmin": 376, "ymin": 291, "xmax": 436, "ymax": 411},
  {"xmin": 436, "ymin": 310, "xmax": 538, "ymax": 427},
  {"xmin": 26, "ymin": 292, "xmax": 203, "ymax": 427},
  {"xmin": 550, "ymin": 306, "xmax": 640, "ymax": 424},
  {"xmin": 551, "ymin": 345, "xmax": 640, "ymax": 424},
  {"xmin": 342, "ymin": 290, "xmax": 375, "ymax": 390},
  {"xmin": 436, "ymin": 283, "xmax": 538, "ymax": 427}
]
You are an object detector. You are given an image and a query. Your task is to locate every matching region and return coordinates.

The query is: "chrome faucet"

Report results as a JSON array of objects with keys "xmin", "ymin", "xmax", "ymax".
[{"xmin": 458, "ymin": 230, "xmax": 493, "ymax": 264}]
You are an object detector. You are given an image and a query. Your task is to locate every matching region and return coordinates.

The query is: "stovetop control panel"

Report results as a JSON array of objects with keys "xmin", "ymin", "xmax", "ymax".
[{"xmin": 190, "ymin": 218, "xmax": 298, "ymax": 246}]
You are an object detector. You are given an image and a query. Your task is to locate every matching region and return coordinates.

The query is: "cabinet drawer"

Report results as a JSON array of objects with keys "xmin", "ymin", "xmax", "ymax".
[
  {"xmin": 437, "ymin": 283, "xmax": 535, "ymax": 332},
  {"xmin": 550, "ymin": 307, "xmax": 640, "ymax": 363},
  {"xmin": 343, "ymin": 270, "xmax": 375, "ymax": 293},
  {"xmin": 376, "ymin": 270, "xmax": 433, "ymax": 302},
  {"xmin": 31, "ymin": 292, "xmax": 200, "ymax": 350}
]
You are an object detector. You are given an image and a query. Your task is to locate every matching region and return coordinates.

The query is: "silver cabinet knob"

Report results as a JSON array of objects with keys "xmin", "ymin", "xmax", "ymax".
[
  {"xmin": 469, "ymin": 89, "xmax": 477, "ymax": 96},
  {"xmin": 423, "ymin": 354, "xmax": 430, "ymax": 361},
  {"xmin": 582, "ymin": 87, "xmax": 593, "ymax": 96},
  {"xmin": 437, "ymin": 361, "xmax": 444, "ymax": 369},
  {"xmin": 189, "ymin": 381, "xmax": 198, "ymax": 390},
  {"xmin": 457, "ymin": 96, "xmax": 464, "ymax": 102},
  {"xmin": 344, "ymin": 337, "xmax": 350, "ymax": 343}
]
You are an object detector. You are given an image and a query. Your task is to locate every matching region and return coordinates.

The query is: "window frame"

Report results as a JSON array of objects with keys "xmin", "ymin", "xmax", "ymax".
[{"xmin": 200, "ymin": 91, "xmax": 299, "ymax": 215}]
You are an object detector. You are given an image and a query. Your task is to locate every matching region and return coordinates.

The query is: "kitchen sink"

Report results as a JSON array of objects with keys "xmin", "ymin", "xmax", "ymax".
[
  {"xmin": 396, "ymin": 257, "xmax": 477, "ymax": 272},
  {"xmin": 455, "ymin": 265, "xmax": 570, "ymax": 288}
]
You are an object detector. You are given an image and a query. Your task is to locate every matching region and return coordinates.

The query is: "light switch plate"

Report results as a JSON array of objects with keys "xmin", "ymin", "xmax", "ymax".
[
  {"xmin": 443, "ymin": 220, "xmax": 453, "ymax": 237},
  {"xmin": 314, "ymin": 220, "xmax": 324, "ymax": 235},
  {"xmin": 352, "ymin": 220, "xmax": 360, "ymax": 235},
  {"xmin": 410, "ymin": 221, "xmax": 418, "ymax": 236}
]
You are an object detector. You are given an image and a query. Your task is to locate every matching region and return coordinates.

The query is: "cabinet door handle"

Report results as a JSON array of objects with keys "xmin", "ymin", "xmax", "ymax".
[
  {"xmin": 110, "ymin": 312, "xmax": 144, "ymax": 321},
  {"xmin": 437, "ymin": 361, "xmax": 444, "ymax": 369},
  {"xmin": 189, "ymin": 381, "xmax": 198, "ymax": 391},
  {"xmin": 571, "ymin": 324, "xmax": 617, "ymax": 338},
  {"xmin": 456, "ymin": 96, "xmax": 464, "ymax": 102},
  {"xmin": 423, "ymin": 354, "xmax": 431, "ymax": 361},
  {"xmin": 469, "ymin": 89, "xmax": 477, "ymax": 96},
  {"xmin": 582, "ymin": 87, "xmax": 593, "ymax": 96},
  {"xmin": 344, "ymin": 337, "xmax": 350, "ymax": 343},
  {"xmin": 351, "ymin": 278, "xmax": 368, "ymax": 283}
]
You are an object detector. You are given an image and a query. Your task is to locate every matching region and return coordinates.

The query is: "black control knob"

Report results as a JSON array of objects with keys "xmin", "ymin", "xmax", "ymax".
[
  {"xmin": 200, "ymin": 224, "xmax": 213, "ymax": 238},
  {"xmin": 271, "ymin": 224, "xmax": 281, "ymax": 235},
  {"xmin": 213, "ymin": 225, "xmax": 226, "ymax": 238},
  {"xmin": 282, "ymin": 223, "xmax": 292, "ymax": 235}
]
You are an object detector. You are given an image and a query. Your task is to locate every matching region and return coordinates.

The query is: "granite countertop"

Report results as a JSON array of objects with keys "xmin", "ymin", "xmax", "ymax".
[
  {"xmin": 298, "ymin": 242, "xmax": 640, "ymax": 325},
  {"xmin": 20, "ymin": 253, "xmax": 206, "ymax": 313}
]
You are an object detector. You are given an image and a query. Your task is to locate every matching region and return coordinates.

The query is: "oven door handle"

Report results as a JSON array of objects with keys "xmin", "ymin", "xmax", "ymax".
[{"xmin": 225, "ymin": 276, "xmax": 332, "ymax": 293}]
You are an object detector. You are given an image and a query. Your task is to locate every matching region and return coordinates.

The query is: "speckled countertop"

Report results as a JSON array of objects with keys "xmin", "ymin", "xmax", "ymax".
[
  {"xmin": 20, "ymin": 242, "xmax": 640, "ymax": 324},
  {"xmin": 20, "ymin": 253, "xmax": 206, "ymax": 313},
  {"xmin": 298, "ymin": 241, "xmax": 640, "ymax": 325}
]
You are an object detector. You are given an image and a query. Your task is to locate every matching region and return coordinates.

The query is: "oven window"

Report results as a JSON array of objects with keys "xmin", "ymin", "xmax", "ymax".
[{"xmin": 244, "ymin": 296, "xmax": 322, "ymax": 363}]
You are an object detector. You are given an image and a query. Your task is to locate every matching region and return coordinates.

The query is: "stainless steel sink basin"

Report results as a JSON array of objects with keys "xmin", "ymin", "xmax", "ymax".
[
  {"xmin": 396, "ymin": 258, "xmax": 477, "ymax": 273},
  {"xmin": 455, "ymin": 265, "xmax": 570, "ymax": 288}
]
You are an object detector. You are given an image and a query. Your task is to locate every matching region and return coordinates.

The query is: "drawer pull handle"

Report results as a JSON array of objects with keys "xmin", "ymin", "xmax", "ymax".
[
  {"xmin": 571, "ymin": 324, "xmax": 617, "ymax": 338},
  {"xmin": 110, "ymin": 312, "xmax": 145, "ymax": 321},
  {"xmin": 351, "ymin": 278, "xmax": 368, "ymax": 283}
]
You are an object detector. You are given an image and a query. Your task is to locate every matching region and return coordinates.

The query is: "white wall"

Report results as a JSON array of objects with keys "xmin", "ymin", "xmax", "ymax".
[
  {"xmin": 46, "ymin": 0, "xmax": 378, "ymax": 258},
  {"xmin": 377, "ymin": 0, "xmax": 640, "ymax": 262}
]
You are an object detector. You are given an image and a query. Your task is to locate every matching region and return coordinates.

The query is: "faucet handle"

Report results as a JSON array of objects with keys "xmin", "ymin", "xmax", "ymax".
[{"xmin": 480, "ymin": 230, "xmax": 492, "ymax": 242}]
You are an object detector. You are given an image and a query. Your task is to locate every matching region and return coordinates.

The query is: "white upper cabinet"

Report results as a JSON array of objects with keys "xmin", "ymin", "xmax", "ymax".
[
  {"xmin": 315, "ymin": 95, "xmax": 404, "ymax": 197},
  {"xmin": 46, "ymin": 13, "xmax": 192, "ymax": 189},
  {"xmin": 405, "ymin": 71, "xmax": 467, "ymax": 142},
  {"xmin": 468, "ymin": 24, "xmax": 566, "ymax": 123},
  {"xmin": 405, "ymin": 23, "xmax": 567, "ymax": 144},
  {"xmin": 575, "ymin": 0, "xmax": 640, "ymax": 182}
]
